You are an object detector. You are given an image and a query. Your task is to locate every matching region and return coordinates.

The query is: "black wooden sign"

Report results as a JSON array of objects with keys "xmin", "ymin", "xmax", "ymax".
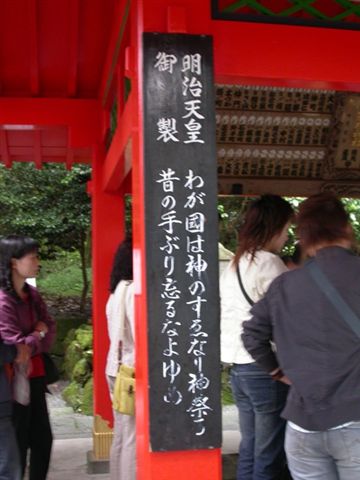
[{"xmin": 143, "ymin": 32, "xmax": 222, "ymax": 452}]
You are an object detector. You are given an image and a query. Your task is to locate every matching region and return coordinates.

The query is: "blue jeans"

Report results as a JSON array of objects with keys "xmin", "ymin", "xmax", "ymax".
[
  {"xmin": 0, "ymin": 416, "xmax": 21, "ymax": 480},
  {"xmin": 230, "ymin": 363, "xmax": 289, "ymax": 480},
  {"xmin": 285, "ymin": 422, "xmax": 360, "ymax": 480}
]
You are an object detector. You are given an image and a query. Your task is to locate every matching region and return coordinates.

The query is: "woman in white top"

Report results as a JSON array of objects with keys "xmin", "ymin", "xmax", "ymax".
[
  {"xmin": 105, "ymin": 237, "xmax": 135, "ymax": 480},
  {"xmin": 220, "ymin": 195, "xmax": 293, "ymax": 480}
]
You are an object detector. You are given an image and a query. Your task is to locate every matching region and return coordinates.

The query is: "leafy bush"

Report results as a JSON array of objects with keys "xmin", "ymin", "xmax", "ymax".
[
  {"xmin": 37, "ymin": 250, "xmax": 91, "ymax": 297},
  {"xmin": 62, "ymin": 325, "xmax": 93, "ymax": 414}
]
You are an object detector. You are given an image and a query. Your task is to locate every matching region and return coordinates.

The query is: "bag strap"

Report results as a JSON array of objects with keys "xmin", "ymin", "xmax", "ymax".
[
  {"xmin": 117, "ymin": 280, "xmax": 133, "ymax": 365},
  {"xmin": 306, "ymin": 260, "xmax": 360, "ymax": 339},
  {"xmin": 236, "ymin": 264, "xmax": 254, "ymax": 307}
]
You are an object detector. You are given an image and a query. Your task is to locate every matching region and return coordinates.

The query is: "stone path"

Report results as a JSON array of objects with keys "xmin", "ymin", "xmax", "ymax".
[
  {"xmin": 47, "ymin": 381, "xmax": 93, "ymax": 439},
  {"xmin": 44, "ymin": 381, "xmax": 239, "ymax": 479}
]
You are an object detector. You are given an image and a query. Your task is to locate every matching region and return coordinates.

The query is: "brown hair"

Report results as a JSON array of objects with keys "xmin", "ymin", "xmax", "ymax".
[
  {"xmin": 297, "ymin": 192, "xmax": 351, "ymax": 252},
  {"xmin": 233, "ymin": 195, "xmax": 294, "ymax": 265}
]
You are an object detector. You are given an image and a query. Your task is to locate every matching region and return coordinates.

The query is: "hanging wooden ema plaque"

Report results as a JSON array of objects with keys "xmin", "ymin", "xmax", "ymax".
[{"xmin": 143, "ymin": 33, "xmax": 222, "ymax": 452}]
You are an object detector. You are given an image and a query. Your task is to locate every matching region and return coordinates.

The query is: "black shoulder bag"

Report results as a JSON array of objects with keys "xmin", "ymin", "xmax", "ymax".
[
  {"xmin": 236, "ymin": 265, "xmax": 254, "ymax": 307},
  {"xmin": 42, "ymin": 352, "xmax": 60, "ymax": 385},
  {"xmin": 31, "ymin": 293, "xmax": 60, "ymax": 385}
]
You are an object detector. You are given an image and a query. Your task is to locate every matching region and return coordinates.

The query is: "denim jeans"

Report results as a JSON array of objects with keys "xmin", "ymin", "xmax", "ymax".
[
  {"xmin": 285, "ymin": 421, "xmax": 360, "ymax": 480},
  {"xmin": 230, "ymin": 363, "xmax": 289, "ymax": 480},
  {"xmin": 0, "ymin": 416, "xmax": 21, "ymax": 480}
]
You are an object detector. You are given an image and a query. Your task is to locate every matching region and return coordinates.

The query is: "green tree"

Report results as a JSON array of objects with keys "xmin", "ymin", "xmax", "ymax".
[
  {"xmin": 218, "ymin": 196, "xmax": 251, "ymax": 252},
  {"xmin": 343, "ymin": 198, "xmax": 360, "ymax": 247},
  {"xmin": 0, "ymin": 163, "xmax": 91, "ymax": 311}
]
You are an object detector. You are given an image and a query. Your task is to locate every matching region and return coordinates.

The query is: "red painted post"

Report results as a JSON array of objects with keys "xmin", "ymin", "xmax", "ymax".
[
  {"xmin": 131, "ymin": 1, "xmax": 222, "ymax": 478},
  {"xmin": 91, "ymin": 144, "xmax": 125, "ymax": 457},
  {"xmin": 110, "ymin": 1, "xmax": 360, "ymax": 478}
]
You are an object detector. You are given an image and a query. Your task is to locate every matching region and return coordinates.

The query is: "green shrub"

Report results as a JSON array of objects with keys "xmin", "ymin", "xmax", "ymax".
[
  {"xmin": 63, "ymin": 328, "xmax": 77, "ymax": 351},
  {"xmin": 75, "ymin": 325, "xmax": 92, "ymax": 350},
  {"xmin": 62, "ymin": 381, "xmax": 83, "ymax": 411},
  {"xmin": 73, "ymin": 358, "xmax": 92, "ymax": 385},
  {"xmin": 51, "ymin": 315, "xmax": 86, "ymax": 357},
  {"xmin": 62, "ymin": 324, "xmax": 93, "ymax": 414},
  {"xmin": 63, "ymin": 342, "xmax": 83, "ymax": 380},
  {"xmin": 82, "ymin": 378, "xmax": 94, "ymax": 415},
  {"xmin": 37, "ymin": 250, "xmax": 91, "ymax": 297}
]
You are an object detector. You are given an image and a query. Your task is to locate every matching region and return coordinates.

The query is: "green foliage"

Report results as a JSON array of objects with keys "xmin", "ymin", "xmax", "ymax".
[
  {"xmin": 0, "ymin": 162, "xmax": 91, "ymax": 255},
  {"xmin": 125, "ymin": 195, "xmax": 132, "ymax": 236},
  {"xmin": 63, "ymin": 328, "xmax": 77, "ymax": 351},
  {"xmin": 73, "ymin": 358, "xmax": 92, "ymax": 385},
  {"xmin": 82, "ymin": 378, "xmax": 94, "ymax": 415},
  {"xmin": 0, "ymin": 163, "xmax": 92, "ymax": 310},
  {"xmin": 221, "ymin": 367, "xmax": 234, "ymax": 406},
  {"xmin": 63, "ymin": 342, "xmax": 83, "ymax": 380},
  {"xmin": 218, "ymin": 197, "xmax": 251, "ymax": 252},
  {"xmin": 37, "ymin": 253, "xmax": 91, "ymax": 297},
  {"xmin": 62, "ymin": 324, "xmax": 93, "ymax": 414},
  {"xmin": 62, "ymin": 381, "xmax": 83, "ymax": 412},
  {"xmin": 50, "ymin": 315, "xmax": 87, "ymax": 357},
  {"xmin": 75, "ymin": 324, "xmax": 93, "ymax": 349},
  {"xmin": 343, "ymin": 198, "xmax": 360, "ymax": 245}
]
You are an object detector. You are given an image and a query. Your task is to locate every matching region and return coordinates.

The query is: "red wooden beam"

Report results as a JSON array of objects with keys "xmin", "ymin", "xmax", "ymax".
[
  {"xmin": 115, "ymin": 2, "xmax": 360, "ymax": 480},
  {"xmin": 102, "ymin": 91, "xmax": 134, "ymax": 192},
  {"xmin": 28, "ymin": 0, "xmax": 40, "ymax": 96},
  {"xmin": 91, "ymin": 145, "xmax": 125, "ymax": 425},
  {"xmin": 0, "ymin": 130, "xmax": 11, "ymax": 168},
  {"xmin": 212, "ymin": 20, "xmax": 360, "ymax": 91},
  {"xmin": 130, "ymin": 1, "xmax": 222, "ymax": 479},
  {"xmin": 33, "ymin": 130, "xmax": 42, "ymax": 169},
  {"xmin": 142, "ymin": 0, "xmax": 212, "ymax": 33},
  {"xmin": 66, "ymin": 148, "xmax": 74, "ymax": 171},
  {"xmin": 99, "ymin": 0, "xmax": 131, "ymax": 108},
  {"xmin": 167, "ymin": 5, "xmax": 187, "ymax": 33},
  {"xmin": 139, "ymin": 0, "xmax": 360, "ymax": 92},
  {"xmin": 67, "ymin": 0, "xmax": 80, "ymax": 97},
  {"xmin": 0, "ymin": 98, "xmax": 101, "ymax": 147}
]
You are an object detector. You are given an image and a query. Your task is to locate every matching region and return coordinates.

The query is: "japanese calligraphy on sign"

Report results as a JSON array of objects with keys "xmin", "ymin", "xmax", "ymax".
[
  {"xmin": 155, "ymin": 52, "xmax": 205, "ymax": 145},
  {"xmin": 143, "ymin": 33, "xmax": 221, "ymax": 452}
]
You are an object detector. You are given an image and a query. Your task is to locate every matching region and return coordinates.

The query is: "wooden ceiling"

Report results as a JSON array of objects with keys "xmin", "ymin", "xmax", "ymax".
[
  {"xmin": 216, "ymin": 85, "xmax": 360, "ymax": 197},
  {"xmin": 0, "ymin": 0, "xmax": 117, "ymax": 168}
]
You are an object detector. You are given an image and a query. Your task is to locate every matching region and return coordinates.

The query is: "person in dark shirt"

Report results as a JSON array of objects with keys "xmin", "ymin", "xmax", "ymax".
[{"xmin": 243, "ymin": 193, "xmax": 360, "ymax": 480}]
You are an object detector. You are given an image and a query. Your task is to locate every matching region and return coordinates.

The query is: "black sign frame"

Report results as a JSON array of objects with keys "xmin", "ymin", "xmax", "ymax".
[{"xmin": 143, "ymin": 32, "xmax": 222, "ymax": 452}]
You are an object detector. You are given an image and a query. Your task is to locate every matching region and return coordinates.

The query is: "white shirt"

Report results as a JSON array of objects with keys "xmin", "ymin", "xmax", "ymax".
[
  {"xmin": 105, "ymin": 280, "xmax": 135, "ymax": 377},
  {"xmin": 220, "ymin": 250, "xmax": 287, "ymax": 364}
]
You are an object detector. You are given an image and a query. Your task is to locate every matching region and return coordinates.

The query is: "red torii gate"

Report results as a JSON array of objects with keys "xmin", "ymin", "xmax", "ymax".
[{"xmin": 1, "ymin": 1, "xmax": 360, "ymax": 479}]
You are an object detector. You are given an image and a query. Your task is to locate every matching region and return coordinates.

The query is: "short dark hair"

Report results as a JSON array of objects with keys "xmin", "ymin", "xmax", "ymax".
[
  {"xmin": 0, "ymin": 235, "xmax": 39, "ymax": 294},
  {"xmin": 109, "ymin": 237, "xmax": 133, "ymax": 293},
  {"xmin": 234, "ymin": 195, "xmax": 294, "ymax": 264},
  {"xmin": 297, "ymin": 193, "xmax": 351, "ymax": 252}
]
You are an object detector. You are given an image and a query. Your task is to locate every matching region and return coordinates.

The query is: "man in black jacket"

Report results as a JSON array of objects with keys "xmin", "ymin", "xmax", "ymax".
[{"xmin": 242, "ymin": 193, "xmax": 360, "ymax": 480}]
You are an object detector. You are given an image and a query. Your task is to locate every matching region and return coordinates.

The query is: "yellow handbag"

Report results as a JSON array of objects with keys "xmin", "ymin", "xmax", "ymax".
[{"xmin": 113, "ymin": 364, "xmax": 135, "ymax": 416}]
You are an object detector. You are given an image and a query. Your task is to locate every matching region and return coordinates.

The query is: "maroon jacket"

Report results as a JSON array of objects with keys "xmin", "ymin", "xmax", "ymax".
[{"xmin": 0, "ymin": 285, "xmax": 56, "ymax": 355}]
